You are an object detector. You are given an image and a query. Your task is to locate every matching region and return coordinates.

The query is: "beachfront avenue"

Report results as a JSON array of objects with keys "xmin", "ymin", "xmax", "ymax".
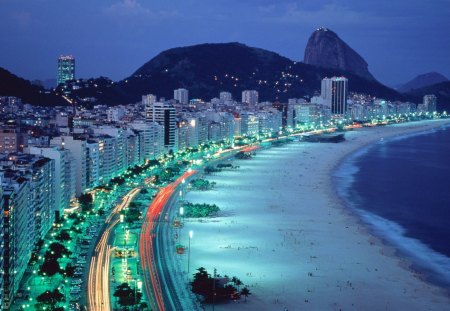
[{"xmin": 10, "ymin": 112, "xmax": 448, "ymax": 311}]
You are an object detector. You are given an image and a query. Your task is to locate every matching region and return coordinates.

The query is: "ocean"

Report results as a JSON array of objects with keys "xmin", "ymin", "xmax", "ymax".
[{"xmin": 334, "ymin": 124, "xmax": 450, "ymax": 288}]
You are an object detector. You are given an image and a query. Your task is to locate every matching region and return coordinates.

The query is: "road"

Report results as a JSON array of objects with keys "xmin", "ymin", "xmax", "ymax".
[
  {"xmin": 87, "ymin": 187, "xmax": 141, "ymax": 311},
  {"xmin": 140, "ymin": 170, "xmax": 196, "ymax": 311}
]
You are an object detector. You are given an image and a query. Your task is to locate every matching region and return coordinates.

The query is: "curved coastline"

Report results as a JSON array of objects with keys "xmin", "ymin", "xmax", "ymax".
[
  {"xmin": 332, "ymin": 121, "xmax": 450, "ymax": 291},
  {"xmin": 181, "ymin": 118, "xmax": 450, "ymax": 311}
]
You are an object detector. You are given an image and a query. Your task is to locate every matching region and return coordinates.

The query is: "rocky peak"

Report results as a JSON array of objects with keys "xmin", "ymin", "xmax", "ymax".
[{"xmin": 304, "ymin": 28, "xmax": 375, "ymax": 81}]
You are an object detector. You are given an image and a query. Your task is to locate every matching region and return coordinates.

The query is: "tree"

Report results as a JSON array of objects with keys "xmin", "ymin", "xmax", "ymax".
[
  {"xmin": 49, "ymin": 242, "xmax": 72, "ymax": 258},
  {"xmin": 36, "ymin": 288, "xmax": 65, "ymax": 307},
  {"xmin": 78, "ymin": 192, "xmax": 93, "ymax": 212},
  {"xmin": 39, "ymin": 256, "xmax": 60, "ymax": 276},
  {"xmin": 113, "ymin": 283, "xmax": 142, "ymax": 307},
  {"xmin": 240, "ymin": 287, "xmax": 251, "ymax": 302},
  {"xmin": 64, "ymin": 263, "xmax": 75, "ymax": 277},
  {"xmin": 78, "ymin": 193, "xmax": 93, "ymax": 205},
  {"xmin": 55, "ymin": 230, "xmax": 71, "ymax": 242}
]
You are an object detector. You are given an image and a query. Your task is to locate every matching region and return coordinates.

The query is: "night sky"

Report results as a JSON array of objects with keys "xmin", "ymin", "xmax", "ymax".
[{"xmin": 1, "ymin": 0, "xmax": 449, "ymax": 86}]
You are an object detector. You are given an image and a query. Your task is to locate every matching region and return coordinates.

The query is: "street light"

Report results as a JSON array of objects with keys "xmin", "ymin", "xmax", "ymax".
[
  {"xmin": 179, "ymin": 207, "xmax": 184, "ymax": 241},
  {"xmin": 187, "ymin": 230, "xmax": 193, "ymax": 280}
]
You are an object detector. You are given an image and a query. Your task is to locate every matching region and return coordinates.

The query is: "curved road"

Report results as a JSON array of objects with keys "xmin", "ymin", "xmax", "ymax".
[
  {"xmin": 140, "ymin": 170, "xmax": 197, "ymax": 311},
  {"xmin": 87, "ymin": 187, "xmax": 141, "ymax": 311}
]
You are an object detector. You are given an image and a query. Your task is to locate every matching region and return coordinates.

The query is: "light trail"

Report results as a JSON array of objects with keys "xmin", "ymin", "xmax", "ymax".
[
  {"xmin": 140, "ymin": 170, "xmax": 196, "ymax": 311},
  {"xmin": 87, "ymin": 187, "xmax": 141, "ymax": 311}
]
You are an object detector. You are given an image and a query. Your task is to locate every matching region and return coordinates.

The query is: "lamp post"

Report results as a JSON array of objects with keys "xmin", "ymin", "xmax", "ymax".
[
  {"xmin": 179, "ymin": 207, "xmax": 184, "ymax": 241},
  {"xmin": 187, "ymin": 230, "xmax": 193, "ymax": 279}
]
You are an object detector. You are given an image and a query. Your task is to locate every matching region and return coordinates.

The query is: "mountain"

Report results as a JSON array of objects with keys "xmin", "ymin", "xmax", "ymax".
[
  {"xmin": 0, "ymin": 67, "xmax": 65, "ymax": 106},
  {"xmin": 76, "ymin": 42, "xmax": 403, "ymax": 106},
  {"xmin": 406, "ymin": 81, "xmax": 450, "ymax": 111},
  {"xmin": 304, "ymin": 27, "xmax": 375, "ymax": 81},
  {"xmin": 398, "ymin": 72, "xmax": 448, "ymax": 93}
]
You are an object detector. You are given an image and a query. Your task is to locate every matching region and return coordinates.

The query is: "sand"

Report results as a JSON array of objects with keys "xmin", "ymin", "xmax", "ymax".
[{"xmin": 175, "ymin": 119, "xmax": 450, "ymax": 311}]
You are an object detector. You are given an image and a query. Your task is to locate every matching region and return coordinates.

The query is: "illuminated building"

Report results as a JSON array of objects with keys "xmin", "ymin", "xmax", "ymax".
[
  {"xmin": 57, "ymin": 55, "xmax": 75, "ymax": 85},
  {"xmin": 321, "ymin": 77, "xmax": 348, "ymax": 116},
  {"xmin": 242, "ymin": 90, "xmax": 259, "ymax": 105},
  {"xmin": 174, "ymin": 88, "xmax": 189, "ymax": 105},
  {"xmin": 145, "ymin": 102, "xmax": 177, "ymax": 152},
  {"xmin": 423, "ymin": 94, "xmax": 437, "ymax": 113}
]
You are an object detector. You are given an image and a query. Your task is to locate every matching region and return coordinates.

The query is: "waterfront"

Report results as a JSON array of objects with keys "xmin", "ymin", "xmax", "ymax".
[
  {"xmin": 336, "ymin": 124, "xmax": 450, "ymax": 288},
  {"xmin": 178, "ymin": 119, "xmax": 450, "ymax": 310}
]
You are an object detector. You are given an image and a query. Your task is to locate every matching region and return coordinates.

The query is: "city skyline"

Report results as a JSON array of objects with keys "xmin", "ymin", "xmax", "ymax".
[{"xmin": 0, "ymin": 0, "xmax": 449, "ymax": 86}]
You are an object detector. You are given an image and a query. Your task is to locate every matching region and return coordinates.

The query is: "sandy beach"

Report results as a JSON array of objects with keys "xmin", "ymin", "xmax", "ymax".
[{"xmin": 175, "ymin": 119, "xmax": 450, "ymax": 311}]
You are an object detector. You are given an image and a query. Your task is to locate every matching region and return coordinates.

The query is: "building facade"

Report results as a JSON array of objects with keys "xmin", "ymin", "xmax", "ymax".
[
  {"xmin": 57, "ymin": 55, "xmax": 75, "ymax": 85},
  {"xmin": 321, "ymin": 77, "xmax": 348, "ymax": 116}
]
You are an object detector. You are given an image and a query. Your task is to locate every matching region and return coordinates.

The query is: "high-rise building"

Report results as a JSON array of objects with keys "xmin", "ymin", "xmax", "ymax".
[
  {"xmin": 26, "ymin": 146, "xmax": 71, "ymax": 219},
  {"xmin": 145, "ymin": 102, "xmax": 177, "ymax": 152},
  {"xmin": 57, "ymin": 55, "xmax": 75, "ymax": 85},
  {"xmin": 242, "ymin": 90, "xmax": 259, "ymax": 105},
  {"xmin": 50, "ymin": 135, "xmax": 87, "ymax": 196},
  {"xmin": 174, "ymin": 88, "xmax": 189, "ymax": 105},
  {"xmin": 423, "ymin": 94, "xmax": 437, "ymax": 113},
  {"xmin": 321, "ymin": 77, "xmax": 348, "ymax": 116}
]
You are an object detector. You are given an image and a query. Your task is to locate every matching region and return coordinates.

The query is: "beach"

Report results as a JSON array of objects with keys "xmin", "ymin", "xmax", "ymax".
[{"xmin": 175, "ymin": 119, "xmax": 450, "ymax": 311}]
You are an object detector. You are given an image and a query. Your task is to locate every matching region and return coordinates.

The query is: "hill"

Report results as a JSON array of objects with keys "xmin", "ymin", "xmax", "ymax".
[
  {"xmin": 0, "ymin": 67, "xmax": 65, "ymax": 106},
  {"xmin": 304, "ymin": 28, "xmax": 375, "ymax": 81},
  {"xmin": 398, "ymin": 72, "xmax": 448, "ymax": 93},
  {"xmin": 406, "ymin": 81, "xmax": 450, "ymax": 111},
  {"xmin": 83, "ymin": 42, "xmax": 405, "ymax": 105}
]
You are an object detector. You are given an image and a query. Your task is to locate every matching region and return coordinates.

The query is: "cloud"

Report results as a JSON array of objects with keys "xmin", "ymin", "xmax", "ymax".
[
  {"xmin": 257, "ymin": 2, "xmax": 381, "ymax": 26},
  {"xmin": 104, "ymin": 0, "xmax": 178, "ymax": 19},
  {"xmin": 104, "ymin": 0, "xmax": 150, "ymax": 16}
]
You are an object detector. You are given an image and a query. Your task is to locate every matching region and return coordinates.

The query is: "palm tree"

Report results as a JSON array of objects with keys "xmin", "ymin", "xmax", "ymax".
[
  {"xmin": 235, "ymin": 278, "xmax": 243, "ymax": 291},
  {"xmin": 240, "ymin": 287, "xmax": 251, "ymax": 302}
]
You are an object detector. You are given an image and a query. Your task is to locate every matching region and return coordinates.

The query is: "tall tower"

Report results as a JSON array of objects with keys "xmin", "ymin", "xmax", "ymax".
[
  {"xmin": 57, "ymin": 55, "xmax": 75, "ymax": 85},
  {"xmin": 174, "ymin": 88, "xmax": 189, "ymax": 105},
  {"xmin": 321, "ymin": 77, "xmax": 348, "ymax": 116}
]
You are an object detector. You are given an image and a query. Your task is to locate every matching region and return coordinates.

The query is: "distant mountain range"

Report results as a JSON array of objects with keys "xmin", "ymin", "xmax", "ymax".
[
  {"xmin": 398, "ymin": 72, "xmax": 448, "ymax": 93},
  {"xmin": 1, "ymin": 28, "xmax": 449, "ymax": 111}
]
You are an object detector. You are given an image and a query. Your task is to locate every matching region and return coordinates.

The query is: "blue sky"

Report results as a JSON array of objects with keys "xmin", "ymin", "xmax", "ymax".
[{"xmin": 1, "ymin": 0, "xmax": 449, "ymax": 86}]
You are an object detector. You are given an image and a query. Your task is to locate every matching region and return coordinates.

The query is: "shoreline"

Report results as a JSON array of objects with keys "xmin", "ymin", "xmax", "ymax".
[
  {"xmin": 181, "ymin": 119, "xmax": 450, "ymax": 310},
  {"xmin": 331, "ymin": 121, "xmax": 450, "ymax": 292}
]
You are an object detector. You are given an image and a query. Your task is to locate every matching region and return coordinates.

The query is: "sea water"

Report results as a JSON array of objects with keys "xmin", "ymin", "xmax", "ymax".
[{"xmin": 334, "ymin": 124, "xmax": 450, "ymax": 288}]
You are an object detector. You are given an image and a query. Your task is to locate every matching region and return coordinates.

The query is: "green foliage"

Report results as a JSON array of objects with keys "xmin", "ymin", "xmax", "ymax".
[
  {"xmin": 78, "ymin": 193, "xmax": 93, "ymax": 205},
  {"xmin": 240, "ymin": 287, "xmax": 251, "ymax": 302},
  {"xmin": 49, "ymin": 242, "xmax": 72, "ymax": 258},
  {"xmin": 55, "ymin": 230, "xmax": 71, "ymax": 242},
  {"xmin": 78, "ymin": 192, "xmax": 93, "ymax": 212},
  {"xmin": 124, "ymin": 205, "xmax": 142, "ymax": 224},
  {"xmin": 113, "ymin": 282, "xmax": 142, "ymax": 307},
  {"xmin": 63, "ymin": 263, "xmax": 75, "ymax": 278},
  {"xmin": 36, "ymin": 288, "xmax": 65, "ymax": 309},
  {"xmin": 205, "ymin": 166, "xmax": 221, "ymax": 174},
  {"xmin": 235, "ymin": 151, "xmax": 253, "ymax": 159},
  {"xmin": 183, "ymin": 202, "xmax": 220, "ymax": 218},
  {"xmin": 39, "ymin": 256, "xmax": 60, "ymax": 276},
  {"xmin": 191, "ymin": 267, "xmax": 244, "ymax": 303},
  {"xmin": 190, "ymin": 178, "xmax": 216, "ymax": 191},
  {"xmin": 111, "ymin": 176, "xmax": 126, "ymax": 186}
]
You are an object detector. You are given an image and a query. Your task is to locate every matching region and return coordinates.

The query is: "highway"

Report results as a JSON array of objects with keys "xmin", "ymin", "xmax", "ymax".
[
  {"xmin": 139, "ymin": 170, "xmax": 196, "ymax": 311},
  {"xmin": 87, "ymin": 187, "xmax": 141, "ymax": 311}
]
